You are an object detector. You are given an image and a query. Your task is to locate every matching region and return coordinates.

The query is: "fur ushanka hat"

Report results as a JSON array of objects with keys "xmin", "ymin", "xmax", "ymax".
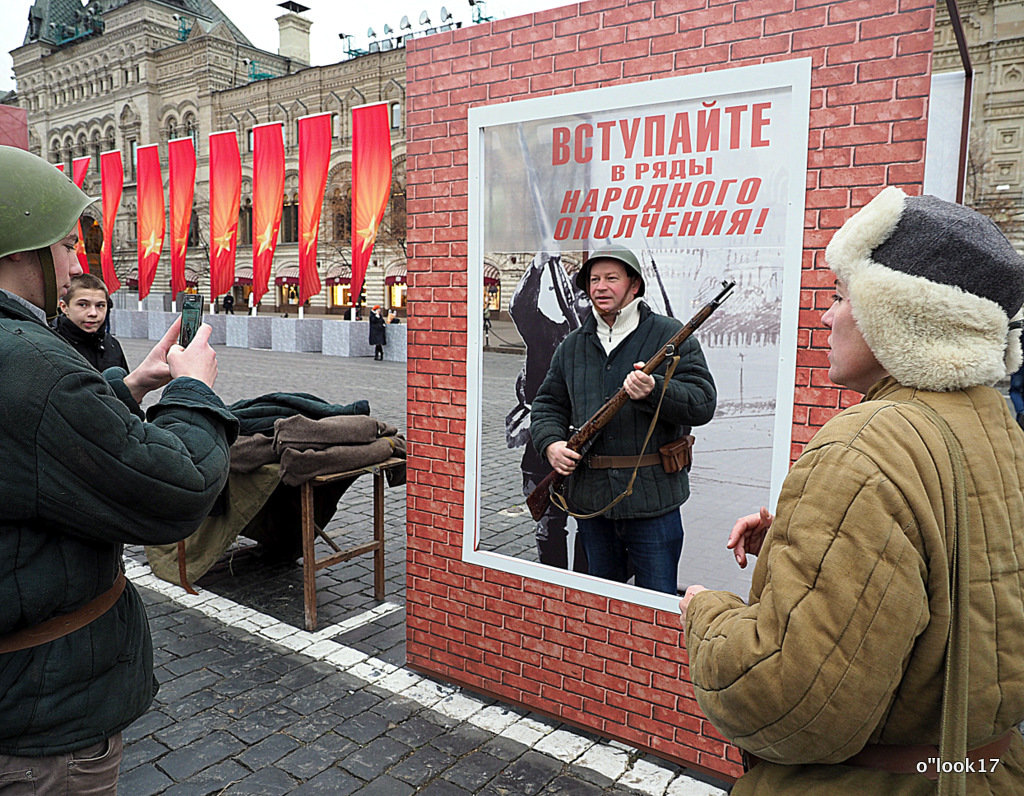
[{"xmin": 825, "ymin": 186, "xmax": 1024, "ymax": 392}]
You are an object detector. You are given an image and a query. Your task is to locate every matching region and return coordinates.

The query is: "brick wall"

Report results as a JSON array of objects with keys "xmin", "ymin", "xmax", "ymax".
[{"xmin": 405, "ymin": 0, "xmax": 935, "ymax": 779}]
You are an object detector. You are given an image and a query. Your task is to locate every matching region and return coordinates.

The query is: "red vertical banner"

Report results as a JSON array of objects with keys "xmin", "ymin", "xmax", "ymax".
[
  {"xmin": 350, "ymin": 102, "xmax": 392, "ymax": 310},
  {"xmin": 298, "ymin": 113, "xmax": 332, "ymax": 305},
  {"xmin": 135, "ymin": 144, "xmax": 165, "ymax": 300},
  {"xmin": 99, "ymin": 150, "xmax": 123, "ymax": 294},
  {"xmin": 252, "ymin": 122, "xmax": 285, "ymax": 307},
  {"xmin": 208, "ymin": 130, "xmax": 241, "ymax": 302},
  {"xmin": 71, "ymin": 156, "xmax": 91, "ymax": 271},
  {"xmin": 168, "ymin": 137, "xmax": 196, "ymax": 299}
]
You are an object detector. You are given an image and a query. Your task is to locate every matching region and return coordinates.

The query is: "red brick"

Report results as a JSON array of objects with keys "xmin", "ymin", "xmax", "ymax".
[
  {"xmin": 828, "ymin": 0, "xmax": 897, "ymax": 23},
  {"xmin": 705, "ymin": 16, "xmax": 763, "ymax": 45},
  {"xmin": 792, "ymin": 21, "xmax": 857, "ymax": 51}
]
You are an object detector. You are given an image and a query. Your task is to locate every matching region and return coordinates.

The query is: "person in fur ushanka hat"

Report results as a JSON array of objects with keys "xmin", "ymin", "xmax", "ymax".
[{"xmin": 680, "ymin": 187, "xmax": 1024, "ymax": 795}]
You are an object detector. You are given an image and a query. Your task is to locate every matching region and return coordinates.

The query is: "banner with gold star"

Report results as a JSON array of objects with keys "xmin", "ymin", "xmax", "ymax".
[
  {"xmin": 209, "ymin": 130, "xmax": 241, "ymax": 302},
  {"xmin": 252, "ymin": 122, "xmax": 285, "ymax": 307},
  {"xmin": 297, "ymin": 112, "xmax": 332, "ymax": 305},
  {"xmin": 168, "ymin": 137, "xmax": 196, "ymax": 299},
  {"xmin": 71, "ymin": 156, "xmax": 91, "ymax": 272},
  {"xmin": 135, "ymin": 144, "xmax": 165, "ymax": 300},
  {"xmin": 350, "ymin": 102, "xmax": 392, "ymax": 311},
  {"xmin": 99, "ymin": 149, "xmax": 123, "ymax": 294}
]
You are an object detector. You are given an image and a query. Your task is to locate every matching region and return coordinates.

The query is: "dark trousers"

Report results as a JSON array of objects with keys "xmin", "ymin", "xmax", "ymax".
[{"xmin": 577, "ymin": 510, "xmax": 683, "ymax": 594}]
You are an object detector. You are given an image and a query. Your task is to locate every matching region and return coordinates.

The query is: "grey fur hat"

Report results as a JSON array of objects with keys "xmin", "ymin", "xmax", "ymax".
[{"xmin": 825, "ymin": 186, "xmax": 1024, "ymax": 391}]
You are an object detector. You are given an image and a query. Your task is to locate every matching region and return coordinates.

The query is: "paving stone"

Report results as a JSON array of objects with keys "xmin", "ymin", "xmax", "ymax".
[
  {"xmin": 235, "ymin": 733, "xmax": 301, "ymax": 770},
  {"xmin": 355, "ymin": 774, "xmax": 415, "ymax": 795},
  {"xmin": 485, "ymin": 750, "xmax": 563, "ymax": 796},
  {"xmin": 156, "ymin": 667, "xmax": 224, "ymax": 700},
  {"xmin": 224, "ymin": 706, "xmax": 303, "ymax": 745},
  {"xmin": 122, "ymin": 709, "xmax": 173, "ymax": 743},
  {"xmin": 158, "ymin": 688, "xmax": 223, "ymax": 721},
  {"xmin": 481, "ymin": 734, "xmax": 532, "ymax": 762},
  {"xmin": 120, "ymin": 736, "xmax": 169, "ymax": 772},
  {"xmin": 277, "ymin": 733, "xmax": 354, "ymax": 780},
  {"xmin": 543, "ymin": 773, "xmax": 607, "ymax": 795},
  {"xmin": 417, "ymin": 780, "xmax": 475, "ymax": 796},
  {"xmin": 389, "ymin": 744, "xmax": 456, "ymax": 786},
  {"xmin": 287, "ymin": 765, "xmax": 362, "ymax": 796},
  {"xmin": 334, "ymin": 709, "xmax": 391, "ymax": 744},
  {"xmin": 156, "ymin": 730, "xmax": 246, "ymax": 781},
  {"xmin": 329, "ymin": 689, "xmax": 384, "ymax": 718},
  {"xmin": 440, "ymin": 749, "xmax": 507, "ymax": 792},
  {"xmin": 118, "ymin": 761, "xmax": 173, "ymax": 795},
  {"xmin": 151, "ymin": 708, "xmax": 231, "ymax": 748},
  {"xmin": 429, "ymin": 723, "xmax": 493, "ymax": 757},
  {"xmin": 338, "ymin": 736, "xmax": 413, "ymax": 780},
  {"xmin": 165, "ymin": 759, "xmax": 251, "ymax": 795},
  {"xmin": 386, "ymin": 713, "xmax": 449, "ymax": 747},
  {"xmin": 222, "ymin": 766, "xmax": 301, "ymax": 795},
  {"xmin": 287, "ymin": 710, "xmax": 346, "ymax": 743}
]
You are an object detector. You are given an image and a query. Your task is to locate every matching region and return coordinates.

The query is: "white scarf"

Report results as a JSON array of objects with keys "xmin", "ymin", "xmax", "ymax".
[{"xmin": 593, "ymin": 298, "xmax": 642, "ymax": 354}]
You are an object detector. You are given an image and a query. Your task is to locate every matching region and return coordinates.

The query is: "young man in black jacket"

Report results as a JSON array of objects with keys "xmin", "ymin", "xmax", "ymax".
[{"xmin": 54, "ymin": 272, "xmax": 129, "ymax": 371}]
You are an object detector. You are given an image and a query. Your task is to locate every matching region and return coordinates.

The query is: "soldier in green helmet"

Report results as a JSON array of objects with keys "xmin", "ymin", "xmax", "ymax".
[
  {"xmin": 0, "ymin": 145, "xmax": 237, "ymax": 790},
  {"xmin": 530, "ymin": 246, "xmax": 717, "ymax": 594}
]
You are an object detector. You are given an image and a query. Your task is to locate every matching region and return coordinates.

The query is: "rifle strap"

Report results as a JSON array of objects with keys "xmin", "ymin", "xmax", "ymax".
[{"xmin": 550, "ymin": 355, "xmax": 680, "ymax": 520}]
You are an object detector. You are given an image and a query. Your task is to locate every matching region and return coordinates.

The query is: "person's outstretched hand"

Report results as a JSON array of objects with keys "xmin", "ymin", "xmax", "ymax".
[{"xmin": 727, "ymin": 506, "xmax": 773, "ymax": 568}]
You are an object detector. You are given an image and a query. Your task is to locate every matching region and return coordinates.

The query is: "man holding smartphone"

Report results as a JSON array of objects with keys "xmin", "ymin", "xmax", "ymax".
[{"xmin": 0, "ymin": 146, "xmax": 236, "ymax": 792}]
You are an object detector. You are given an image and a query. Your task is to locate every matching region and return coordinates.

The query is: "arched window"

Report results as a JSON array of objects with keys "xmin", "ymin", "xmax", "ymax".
[{"xmin": 390, "ymin": 101, "xmax": 401, "ymax": 130}]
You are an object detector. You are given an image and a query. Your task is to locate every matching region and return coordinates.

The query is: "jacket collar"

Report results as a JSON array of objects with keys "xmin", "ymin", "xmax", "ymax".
[
  {"xmin": 582, "ymin": 299, "xmax": 653, "ymax": 334},
  {"xmin": 0, "ymin": 289, "xmax": 47, "ymax": 325}
]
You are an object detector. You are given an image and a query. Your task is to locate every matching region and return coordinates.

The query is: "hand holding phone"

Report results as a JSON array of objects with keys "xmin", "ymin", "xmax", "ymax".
[{"xmin": 178, "ymin": 294, "xmax": 204, "ymax": 348}]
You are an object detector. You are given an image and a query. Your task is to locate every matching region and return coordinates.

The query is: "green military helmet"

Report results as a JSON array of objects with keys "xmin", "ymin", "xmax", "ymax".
[
  {"xmin": 576, "ymin": 246, "xmax": 646, "ymax": 297},
  {"xmin": 0, "ymin": 145, "xmax": 95, "ymax": 261}
]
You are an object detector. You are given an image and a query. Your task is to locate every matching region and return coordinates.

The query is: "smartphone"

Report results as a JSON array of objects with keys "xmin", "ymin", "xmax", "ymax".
[{"xmin": 178, "ymin": 294, "xmax": 204, "ymax": 348}]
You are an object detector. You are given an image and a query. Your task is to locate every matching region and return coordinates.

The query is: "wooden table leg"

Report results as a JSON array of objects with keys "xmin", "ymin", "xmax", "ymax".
[
  {"xmin": 301, "ymin": 481, "xmax": 318, "ymax": 631},
  {"xmin": 373, "ymin": 468, "xmax": 385, "ymax": 601}
]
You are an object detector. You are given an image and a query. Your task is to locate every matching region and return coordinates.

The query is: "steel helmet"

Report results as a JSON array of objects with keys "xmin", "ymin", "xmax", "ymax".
[
  {"xmin": 0, "ymin": 145, "xmax": 94, "ymax": 260},
  {"xmin": 0, "ymin": 145, "xmax": 96, "ymax": 319},
  {"xmin": 575, "ymin": 246, "xmax": 646, "ymax": 297}
]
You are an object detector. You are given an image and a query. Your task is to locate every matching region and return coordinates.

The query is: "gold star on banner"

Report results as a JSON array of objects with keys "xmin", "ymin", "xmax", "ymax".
[
  {"xmin": 213, "ymin": 231, "xmax": 235, "ymax": 255},
  {"xmin": 357, "ymin": 219, "xmax": 379, "ymax": 252},
  {"xmin": 142, "ymin": 230, "xmax": 162, "ymax": 258},
  {"xmin": 302, "ymin": 229, "xmax": 317, "ymax": 256},
  {"xmin": 255, "ymin": 222, "xmax": 276, "ymax": 256}
]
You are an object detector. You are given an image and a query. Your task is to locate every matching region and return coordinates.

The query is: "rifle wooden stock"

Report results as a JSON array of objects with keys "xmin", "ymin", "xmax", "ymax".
[{"xmin": 526, "ymin": 280, "xmax": 736, "ymax": 522}]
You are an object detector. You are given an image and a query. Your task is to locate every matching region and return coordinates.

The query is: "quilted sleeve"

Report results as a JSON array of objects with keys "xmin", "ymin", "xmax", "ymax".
[
  {"xmin": 34, "ymin": 367, "xmax": 235, "ymax": 547},
  {"xmin": 529, "ymin": 339, "xmax": 573, "ymax": 459},
  {"xmin": 684, "ymin": 441, "xmax": 931, "ymax": 764}
]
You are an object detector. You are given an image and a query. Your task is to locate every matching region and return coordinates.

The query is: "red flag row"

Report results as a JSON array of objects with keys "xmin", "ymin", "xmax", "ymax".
[{"xmin": 60, "ymin": 109, "xmax": 391, "ymax": 308}]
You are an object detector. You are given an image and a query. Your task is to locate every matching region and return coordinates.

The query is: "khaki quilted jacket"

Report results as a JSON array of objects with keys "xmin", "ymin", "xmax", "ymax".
[{"xmin": 685, "ymin": 378, "xmax": 1024, "ymax": 793}]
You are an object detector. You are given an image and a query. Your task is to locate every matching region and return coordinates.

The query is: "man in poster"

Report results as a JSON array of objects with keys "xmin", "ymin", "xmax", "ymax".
[{"xmin": 530, "ymin": 247, "xmax": 717, "ymax": 594}]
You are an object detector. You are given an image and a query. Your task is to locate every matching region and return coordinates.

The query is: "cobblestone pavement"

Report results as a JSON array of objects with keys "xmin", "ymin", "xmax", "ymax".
[{"xmin": 117, "ymin": 337, "xmax": 729, "ymax": 796}]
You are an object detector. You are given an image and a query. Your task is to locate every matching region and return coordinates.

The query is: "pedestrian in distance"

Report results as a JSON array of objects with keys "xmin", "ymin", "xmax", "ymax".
[
  {"xmin": 53, "ymin": 271, "xmax": 129, "ymax": 372},
  {"xmin": 530, "ymin": 247, "xmax": 717, "ymax": 594},
  {"xmin": 223, "ymin": 292, "xmax": 235, "ymax": 314},
  {"xmin": 0, "ymin": 145, "xmax": 237, "ymax": 793},
  {"xmin": 369, "ymin": 304, "xmax": 387, "ymax": 360},
  {"xmin": 681, "ymin": 187, "xmax": 1024, "ymax": 794}
]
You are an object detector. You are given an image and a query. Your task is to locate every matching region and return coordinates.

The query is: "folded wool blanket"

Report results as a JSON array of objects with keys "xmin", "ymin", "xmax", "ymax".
[
  {"xmin": 227, "ymin": 392, "xmax": 370, "ymax": 436},
  {"xmin": 279, "ymin": 435, "xmax": 407, "ymax": 487},
  {"xmin": 272, "ymin": 414, "xmax": 398, "ymax": 454},
  {"xmin": 229, "ymin": 433, "xmax": 277, "ymax": 473}
]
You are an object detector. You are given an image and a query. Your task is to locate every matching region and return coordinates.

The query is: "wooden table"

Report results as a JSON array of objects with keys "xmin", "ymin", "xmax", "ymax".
[{"xmin": 299, "ymin": 456, "xmax": 404, "ymax": 631}]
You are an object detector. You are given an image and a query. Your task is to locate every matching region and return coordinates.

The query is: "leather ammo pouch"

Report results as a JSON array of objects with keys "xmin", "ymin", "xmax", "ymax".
[{"xmin": 658, "ymin": 434, "xmax": 694, "ymax": 473}]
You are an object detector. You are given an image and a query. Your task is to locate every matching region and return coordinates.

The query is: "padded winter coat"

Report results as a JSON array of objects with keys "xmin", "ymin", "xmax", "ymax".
[
  {"xmin": 0, "ymin": 292, "xmax": 237, "ymax": 756},
  {"xmin": 684, "ymin": 377, "xmax": 1024, "ymax": 793},
  {"xmin": 530, "ymin": 302, "xmax": 716, "ymax": 519}
]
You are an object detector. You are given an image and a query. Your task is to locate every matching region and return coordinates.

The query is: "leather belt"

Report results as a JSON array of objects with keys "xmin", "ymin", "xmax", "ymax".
[
  {"xmin": 588, "ymin": 453, "xmax": 661, "ymax": 469},
  {"xmin": 844, "ymin": 730, "xmax": 1014, "ymax": 780},
  {"xmin": 0, "ymin": 571, "xmax": 127, "ymax": 654}
]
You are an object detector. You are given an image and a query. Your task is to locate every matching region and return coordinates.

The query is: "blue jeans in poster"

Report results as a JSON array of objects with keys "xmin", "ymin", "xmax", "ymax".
[{"xmin": 577, "ymin": 510, "xmax": 683, "ymax": 594}]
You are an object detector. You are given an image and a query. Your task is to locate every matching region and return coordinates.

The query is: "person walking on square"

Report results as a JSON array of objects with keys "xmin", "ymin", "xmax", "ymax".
[
  {"xmin": 0, "ymin": 145, "xmax": 237, "ymax": 793},
  {"xmin": 369, "ymin": 304, "xmax": 387, "ymax": 360},
  {"xmin": 53, "ymin": 272, "xmax": 129, "ymax": 371},
  {"xmin": 681, "ymin": 187, "xmax": 1024, "ymax": 794},
  {"xmin": 223, "ymin": 292, "xmax": 235, "ymax": 314},
  {"xmin": 530, "ymin": 247, "xmax": 717, "ymax": 594}
]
